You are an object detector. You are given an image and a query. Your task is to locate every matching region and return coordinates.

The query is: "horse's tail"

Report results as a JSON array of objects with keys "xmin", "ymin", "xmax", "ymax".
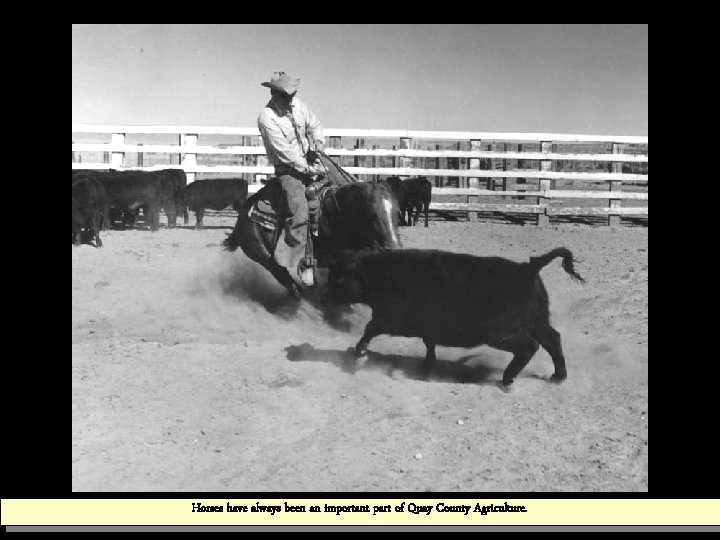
[
  {"xmin": 223, "ymin": 225, "xmax": 242, "ymax": 252},
  {"xmin": 528, "ymin": 247, "xmax": 585, "ymax": 283}
]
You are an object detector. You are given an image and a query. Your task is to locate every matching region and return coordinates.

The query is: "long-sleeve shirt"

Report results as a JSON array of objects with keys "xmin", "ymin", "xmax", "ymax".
[{"xmin": 257, "ymin": 96, "xmax": 324, "ymax": 175}]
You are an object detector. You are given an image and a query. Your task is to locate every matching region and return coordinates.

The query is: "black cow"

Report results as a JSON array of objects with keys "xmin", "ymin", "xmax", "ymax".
[
  {"xmin": 157, "ymin": 168, "xmax": 188, "ymax": 226},
  {"xmin": 402, "ymin": 176, "xmax": 432, "ymax": 227},
  {"xmin": 72, "ymin": 175, "xmax": 108, "ymax": 247},
  {"xmin": 379, "ymin": 176, "xmax": 407, "ymax": 225},
  {"xmin": 109, "ymin": 168, "xmax": 186, "ymax": 228},
  {"xmin": 183, "ymin": 178, "xmax": 249, "ymax": 229},
  {"xmin": 74, "ymin": 170, "xmax": 163, "ymax": 231},
  {"xmin": 327, "ymin": 247, "xmax": 584, "ymax": 386}
]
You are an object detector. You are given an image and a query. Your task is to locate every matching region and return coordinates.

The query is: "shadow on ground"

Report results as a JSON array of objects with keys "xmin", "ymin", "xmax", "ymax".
[{"xmin": 284, "ymin": 342, "xmax": 513, "ymax": 387}]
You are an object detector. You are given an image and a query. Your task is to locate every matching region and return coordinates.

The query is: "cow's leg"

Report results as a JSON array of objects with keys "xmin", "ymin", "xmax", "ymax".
[
  {"xmin": 534, "ymin": 324, "xmax": 567, "ymax": 383},
  {"xmin": 355, "ymin": 318, "xmax": 383, "ymax": 358},
  {"xmin": 195, "ymin": 208, "xmax": 204, "ymax": 230},
  {"xmin": 125, "ymin": 207, "xmax": 140, "ymax": 227},
  {"xmin": 102, "ymin": 207, "xmax": 110, "ymax": 231},
  {"xmin": 166, "ymin": 206, "xmax": 177, "ymax": 228},
  {"xmin": 421, "ymin": 338, "xmax": 437, "ymax": 377},
  {"xmin": 398, "ymin": 205, "xmax": 406, "ymax": 226},
  {"xmin": 121, "ymin": 210, "xmax": 131, "ymax": 229},
  {"xmin": 73, "ymin": 223, "xmax": 82, "ymax": 246},
  {"xmin": 497, "ymin": 336, "xmax": 540, "ymax": 386},
  {"xmin": 148, "ymin": 203, "xmax": 160, "ymax": 232},
  {"xmin": 92, "ymin": 213, "xmax": 103, "ymax": 248}
]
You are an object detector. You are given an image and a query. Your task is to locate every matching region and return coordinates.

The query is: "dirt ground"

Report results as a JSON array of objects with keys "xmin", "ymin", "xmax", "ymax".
[{"xmin": 72, "ymin": 212, "xmax": 648, "ymax": 492}]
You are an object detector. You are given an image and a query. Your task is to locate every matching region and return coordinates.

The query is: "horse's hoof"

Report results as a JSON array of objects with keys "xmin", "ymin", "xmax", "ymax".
[
  {"xmin": 498, "ymin": 381, "xmax": 513, "ymax": 393},
  {"xmin": 549, "ymin": 372, "xmax": 567, "ymax": 384},
  {"xmin": 298, "ymin": 266, "xmax": 315, "ymax": 287}
]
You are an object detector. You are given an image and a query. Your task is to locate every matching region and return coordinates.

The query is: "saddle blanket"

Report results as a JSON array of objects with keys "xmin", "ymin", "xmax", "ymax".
[{"xmin": 247, "ymin": 199, "xmax": 278, "ymax": 231}]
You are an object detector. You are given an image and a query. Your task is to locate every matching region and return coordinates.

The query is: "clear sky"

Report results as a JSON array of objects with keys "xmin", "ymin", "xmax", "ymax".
[{"xmin": 72, "ymin": 24, "xmax": 648, "ymax": 136}]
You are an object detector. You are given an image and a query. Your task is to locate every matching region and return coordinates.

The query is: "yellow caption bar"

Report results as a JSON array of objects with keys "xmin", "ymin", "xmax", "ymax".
[{"xmin": 2, "ymin": 499, "xmax": 719, "ymax": 526}]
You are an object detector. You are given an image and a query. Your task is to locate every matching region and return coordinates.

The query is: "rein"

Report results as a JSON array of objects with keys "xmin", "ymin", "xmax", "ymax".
[{"xmin": 317, "ymin": 151, "xmax": 358, "ymax": 185}]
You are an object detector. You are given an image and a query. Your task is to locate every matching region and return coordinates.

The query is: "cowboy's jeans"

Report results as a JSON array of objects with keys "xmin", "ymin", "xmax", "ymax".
[{"xmin": 276, "ymin": 173, "xmax": 309, "ymax": 248}]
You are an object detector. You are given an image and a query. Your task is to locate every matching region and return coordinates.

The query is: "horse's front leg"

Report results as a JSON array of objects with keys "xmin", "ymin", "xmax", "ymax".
[{"xmin": 265, "ymin": 258, "xmax": 301, "ymax": 298}]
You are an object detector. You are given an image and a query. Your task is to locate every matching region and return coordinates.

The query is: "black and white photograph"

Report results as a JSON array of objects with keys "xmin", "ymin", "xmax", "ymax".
[{"xmin": 72, "ymin": 24, "xmax": 648, "ymax": 493}]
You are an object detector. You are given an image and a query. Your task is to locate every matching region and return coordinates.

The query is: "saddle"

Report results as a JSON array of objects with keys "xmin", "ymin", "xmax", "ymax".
[{"xmin": 247, "ymin": 178, "xmax": 337, "ymax": 235}]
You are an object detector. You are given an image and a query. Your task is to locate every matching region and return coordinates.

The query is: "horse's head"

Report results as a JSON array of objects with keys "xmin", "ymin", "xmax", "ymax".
[{"xmin": 315, "ymin": 181, "xmax": 402, "ymax": 269}]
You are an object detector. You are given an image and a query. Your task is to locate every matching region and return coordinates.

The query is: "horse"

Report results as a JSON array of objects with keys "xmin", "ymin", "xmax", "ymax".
[{"xmin": 222, "ymin": 153, "xmax": 402, "ymax": 299}]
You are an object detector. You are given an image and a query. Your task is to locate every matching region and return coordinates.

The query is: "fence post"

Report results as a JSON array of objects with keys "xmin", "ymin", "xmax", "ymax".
[
  {"xmin": 536, "ymin": 141, "xmax": 552, "ymax": 226},
  {"xmin": 240, "ymin": 135, "xmax": 248, "ymax": 183},
  {"xmin": 515, "ymin": 143, "xmax": 526, "ymax": 201},
  {"xmin": 137, "ymin": 143, "xmax": 143, "ymax": 167},
  {"xmin": 372, "ymin": 144, "xmax": 378, "ymax": 182},
  {"xmin": 111, "ymin": 132, "xmax": 125, "ymax": 168},
  {"xmin": 517, "ymin": 143, "xmax": 524, "ymax": 169},
  {"xmin": 453, "ymin": 141, "xmax": 462, "ymax": 188},
  {"xmin": 354, "ymin": 138, "xmax": 365, "ymax": 181},
  {"xmin": 328, "ymin": 136, "xmax": 342, "ymax": 169},
  {"xmin": 468, "ymin": 139, "xmax": 481, "ymax": 188},
  {"xmin": 181, "ymin": 133, "xmax": 197, "ymax": 183},
  {"xmin": 251, "ymin": 134, "xmax": 262, "ymax": 185},
  {"xmin": 501, "ymin": 143, "xmax": 509, "ymax": 193},
  {"xmin": 608, "ymin": 142, "xmax": 624, "ymax": 226},
  {"xmin": 487, "ymin": 142, "xmax": 496, "ymax": 190},
  {"xmin": 399, "ymin": 137, "xmax": 412, "ymax": 177},
  {"xmin": 435, "ymin": 144, "xmax": 442, "ymax": 187},
  {"xmin": 468, "ymin": 139, "xmax": 481, "ymax": 222}
]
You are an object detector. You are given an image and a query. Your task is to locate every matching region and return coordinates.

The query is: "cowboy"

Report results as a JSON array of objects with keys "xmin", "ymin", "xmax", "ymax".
[{"xmin": 257, "ymin": 72, "xmax": 326, "ymax": 255}]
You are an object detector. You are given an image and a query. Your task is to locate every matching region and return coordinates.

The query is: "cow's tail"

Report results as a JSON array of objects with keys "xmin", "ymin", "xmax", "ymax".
[{"xmin": 528, "ymin": 247, "xmax": 585, "ymax": 283}]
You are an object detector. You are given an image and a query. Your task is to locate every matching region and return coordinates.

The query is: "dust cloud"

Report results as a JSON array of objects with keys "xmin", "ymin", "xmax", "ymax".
[
  {"xmin": 178, "ymin": 251, "xmax": 370, "ymax": 346},
  {"xmin": 547, "ymin": 292, "xmax": 647, "ymax": 389}
]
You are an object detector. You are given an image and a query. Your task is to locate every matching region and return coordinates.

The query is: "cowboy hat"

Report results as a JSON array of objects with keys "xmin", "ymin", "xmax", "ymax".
[{"xmin": 261, "ymin": 72, "xmax": 300, "ymax": 94}]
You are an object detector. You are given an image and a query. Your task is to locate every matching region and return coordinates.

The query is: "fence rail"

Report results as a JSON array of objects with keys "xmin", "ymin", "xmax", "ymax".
[{"xmin": 72, "ymin": 124, "xmax": 648, "ymax": 226}]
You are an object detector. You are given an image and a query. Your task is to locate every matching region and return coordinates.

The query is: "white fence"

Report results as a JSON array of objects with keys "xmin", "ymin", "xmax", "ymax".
[{"xmin": 72, "ymin": 124, "xmax": 648, "ymax": 225}]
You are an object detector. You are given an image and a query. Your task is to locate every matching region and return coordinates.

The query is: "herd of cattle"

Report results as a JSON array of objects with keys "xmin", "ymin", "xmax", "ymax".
[
  {"xmin": 71, "ymin": 169, "xmax": 248, "ymax": 246},
  {"xmin": 71, "ymin": 168, "xmax": 433, "ymax": 247}
]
